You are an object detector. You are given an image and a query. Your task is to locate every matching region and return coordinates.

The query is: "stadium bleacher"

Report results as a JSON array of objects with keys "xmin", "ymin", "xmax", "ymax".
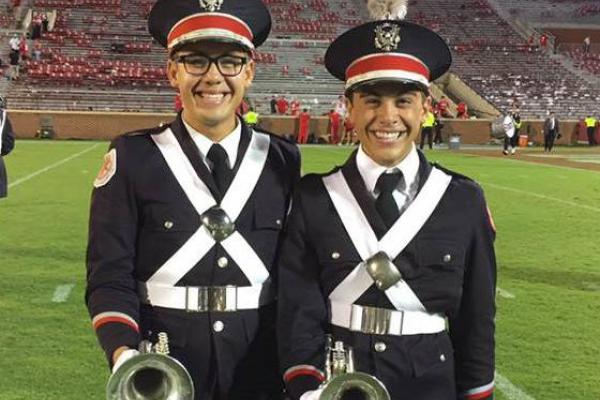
[{"xmin": 2, "ymin": 0, "xmax": 600, "ymax": 118}]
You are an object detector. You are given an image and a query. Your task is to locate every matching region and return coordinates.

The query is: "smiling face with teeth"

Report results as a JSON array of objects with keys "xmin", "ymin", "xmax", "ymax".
[
  {"xmin": 347, "ymin": 81, "xmax": 430, "ymax": 167},
  {"xmin": 167, "ymin": 41, "xmax": 255, "ymax": 141}
]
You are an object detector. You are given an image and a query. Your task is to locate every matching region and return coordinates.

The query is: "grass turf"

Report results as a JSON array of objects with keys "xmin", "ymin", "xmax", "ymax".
[{"xmin": 0, "ymin": 140, "xmax": 598, "ymax": 399}]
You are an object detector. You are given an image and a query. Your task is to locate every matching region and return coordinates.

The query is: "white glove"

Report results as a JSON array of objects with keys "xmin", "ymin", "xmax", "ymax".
[
  {"xmin": 112, "ymin": 349, "xmax": 140, "ymax": 373},
  {"xmin": 299, "ymin": 388, "xmax": 323, "ymax": 400}
]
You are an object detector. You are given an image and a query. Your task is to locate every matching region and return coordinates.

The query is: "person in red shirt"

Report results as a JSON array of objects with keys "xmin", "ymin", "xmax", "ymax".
[
  {"xmin": 19, "ymin": 35, "xmax": 29, "ymax": 60},
  {"xmin": 276, "ymin": 95, "xmax": 289, "ymax": 114},
  {"xmin": 290, "ymin": 97, "xmax": 300, "ymax": 116},
  {"xmin": 327, "ymin": 109, "xmax": 341, "ymax": 144},
  {"xmin": 540, "ymin": 33, "xmax": 548, "ymax": 48},
  {"xmin": 297, "ymin": 108, "xmax": 311, "ymax": 144},
  {"xmin": 456, "ymin": 102, "xmax": 468, "ymax": 119},
  {"xmin": 339, "ymin": 116, "xmax": 354, "ymax": 145},
  {"xmin": 437, "ymin": 95, "xmax": 451, "ymax": 117}
]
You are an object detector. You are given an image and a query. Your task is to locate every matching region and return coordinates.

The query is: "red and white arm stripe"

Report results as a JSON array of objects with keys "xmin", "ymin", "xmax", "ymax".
[
  {"xmin": 283, "ymin": 365, "xmax": 326, "ymax": 383},
  {"xmin": 461, "ymin": 381, "xmax": 495, "ymax": 400},
  {"xmin": 92, "ymin": 312, "xmax": 139, "ymax": 332}
]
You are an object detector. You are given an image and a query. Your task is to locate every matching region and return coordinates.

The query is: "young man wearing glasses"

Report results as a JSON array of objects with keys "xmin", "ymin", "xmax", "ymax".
[{"xmin": 85, "ymin": 1, "xmax": 300, "ymax": 399}]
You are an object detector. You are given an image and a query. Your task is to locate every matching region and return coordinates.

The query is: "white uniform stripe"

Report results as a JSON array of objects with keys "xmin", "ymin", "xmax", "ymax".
[
  {"xmin": 324, "ymin": 168, "xmax": 451, "ymax": 312},
  {"xmin": 221, "ymin": 232, "xmax": 269, "ymax": 285},
  {"xmin": 379, "ymin": 169, "xmax": 452, "ymax": 258},
  {"xmin": 0, "ymin": 110, "xmax": 6, "ymax": 154},
  {"xmin": 147, "ymin": 228, "xmax": 216, "ymax": 286},
  {"xmin": 151, "ymin": 129, "xmax": 216, "ymax": 216},
  {"xmin": 329, "ymin": 262, "xmax": 375, "ymax": 305},
  {"xmin": 92, "ymin": 311, "xmax": 137, "ymax": 327},
  {"xmin": 148, "ymin": 128, "xmax": 270, "ymax": 291},
  {"xmin": 496, "ymin": 372, "xmax": 536, "ymax": 400},
  {"xmin": 463, "ymin": 380, "xmax": 494, "ymax": 396},
  {"xmin": 322, "ymin": 172, "xmax": 379, "ymax": 259}
]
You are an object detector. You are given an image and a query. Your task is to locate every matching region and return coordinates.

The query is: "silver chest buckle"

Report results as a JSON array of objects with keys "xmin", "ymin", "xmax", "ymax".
[
  {"xmin": 200, "ymin": 206, "xmax": 235, "ymax": 242},
  {"xmin": 364, "ymin": 251, "xmax": 403, "ymax": 291}
]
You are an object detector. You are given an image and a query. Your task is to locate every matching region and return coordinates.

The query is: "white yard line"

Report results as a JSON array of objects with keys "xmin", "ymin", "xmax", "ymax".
[
  {"xmin": 52, "ymin": 284, "xmax": 75, "ymax": 303},
  {"xmin": 497, "ymin": 287, "xmax": 515, "ymax": 299},
  {"xmin": 8, "ymin": 143, "xmax": 101, "ymax": 188},
  {"xmin": 482, "ymin": 182, "xmax": 600, "ymax": 213},
  {"xmin": 496, "ymin": 372, "xmax": 536, "ymax": 400}
]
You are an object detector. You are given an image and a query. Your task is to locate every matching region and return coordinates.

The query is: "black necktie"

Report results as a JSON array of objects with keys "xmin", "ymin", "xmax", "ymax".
[
  {"xmin": 375, "ymin": 171, "xmax": 403, "ymax": 228},
  {"xmin": 207, "ymin": 144, "xmax": 232, "ymax": 196}
]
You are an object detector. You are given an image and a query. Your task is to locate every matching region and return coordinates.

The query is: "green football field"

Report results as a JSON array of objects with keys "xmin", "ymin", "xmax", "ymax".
[{"xmin": 1, "ymin": 140, "xmax": 599, "ymax": 400}]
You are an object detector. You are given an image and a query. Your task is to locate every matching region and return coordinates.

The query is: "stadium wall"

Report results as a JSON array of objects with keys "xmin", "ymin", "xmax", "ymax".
[{"xmin": 6, "ymin": 110, "xmax": 578, "ymax": 145}]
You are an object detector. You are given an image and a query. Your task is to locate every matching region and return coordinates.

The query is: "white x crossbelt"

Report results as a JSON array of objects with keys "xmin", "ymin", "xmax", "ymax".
[
  {"xmin": 322, "ymin": 167, "xmax": 452, "ymax": 335},
  {"xmin": 0, "ymin": 110, "xmax": 6, "ymax": 154},
  {"xmin": 140, "ymin": 127, "xmax": 271, "ymax": 311}
]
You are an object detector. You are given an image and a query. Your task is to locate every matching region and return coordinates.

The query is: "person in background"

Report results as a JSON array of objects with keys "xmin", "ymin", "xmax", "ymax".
[
  {"xmin": 327, "ymin": 108, "xmax": 341, "ymax": 144},
  {"xmin": 290, "ymin": 96, "xmax": 300, "ymax": 117},
  {"xmin": 339, "ymin": 115, "xmax": 355, "ymax": 146},
  {"xmin": 297, "ymin": 108, "xmax": 310, "ymax": 144},
  {"xmin": 433, "ymin": 112, "xmax": 444, "ymax": 146},
  {"xmin": 583, "ymin": 36, "xmax": 591, "ymax": 54},
  {"xmin": 420, "ymin": 106, "xmax": 435, "ymax": 150},
  {"xmin": 511, "ymin": 109, "xmax": 522, "ymax": 150},
  {"xmin": 584, "ymin": 114, "xmax": 597, "ymax": 146},
  {"xmin": 456, "ymin": 101, "xmax": 468, "ymax": 119},
  {"xmin": 277, "ymin": 94, "xmax": 289, "ymax": 115},
  {"xmin": 0, "ymin": 96, "xmax": 16, "ymax": 199},
  {"xmin": 243, "ymin": 106, "xmax": 260, "ymax": 128},
  {"xmin": 502, "ymin": 111, "xmax": 516, "ymax": 155},
  {"xmin": 544, "ymin": 111, "xmax": 560, "ymax": 152}
]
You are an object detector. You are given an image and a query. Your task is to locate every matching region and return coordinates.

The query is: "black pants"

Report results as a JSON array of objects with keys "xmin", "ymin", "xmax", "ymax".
[
  {"xmin": 433, "ymin": 127, "xmax": 443, "ymax": 144},
  {"xmin": 587, "ymin": 127, "xmax": 597, "ymax": 146},
  {"xmin": 140, "ymin": 304, "xmax": 283, "ymax": 400},
  {"xmin": 503, "ymin": 135, "xmax": 517, "ymax": 151},
  {"xmin": 544, "ymin": 132, "xmax": 556, "ymax": 151},
  {"xmin": 420, "ymin": 127, "xmax": 433, "ymax": 150}
]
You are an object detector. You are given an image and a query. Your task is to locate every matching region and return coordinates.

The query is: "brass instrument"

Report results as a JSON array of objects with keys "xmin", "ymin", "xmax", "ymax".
[
  {"xmin": 106, "ymin": 332, "xmax": 194, "ymax": 400},
  {"xmin": 319, "ymin": 336, "xmax": 390, "ymax": 400}
]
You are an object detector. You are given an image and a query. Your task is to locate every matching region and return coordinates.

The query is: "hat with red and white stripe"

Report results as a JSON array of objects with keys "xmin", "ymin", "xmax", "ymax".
[
  {"xmin": 149, "ymin": 0, "xmax": 271, "ymax": 52},
  {"xmin": 325, "ymin": 18, "xmax": 451, "ymax": 91}
]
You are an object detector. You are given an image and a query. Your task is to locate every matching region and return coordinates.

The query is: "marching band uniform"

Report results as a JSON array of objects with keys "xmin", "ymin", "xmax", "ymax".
[
  {"xmin": 86, "ymin": 1, "xmax": 300, "ymax": 399},
  {"xmin": 0, "ymin": 99, "xmax": 16, "ymax": 199},
  {"xmin": 278, "ymin": 14, "xmax": 497, "ymax": 400}
]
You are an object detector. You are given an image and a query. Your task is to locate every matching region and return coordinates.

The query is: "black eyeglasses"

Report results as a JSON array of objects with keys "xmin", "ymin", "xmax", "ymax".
[{"xmin": 172, "ymin": 53, "xmax": 249, "ymax": 77}]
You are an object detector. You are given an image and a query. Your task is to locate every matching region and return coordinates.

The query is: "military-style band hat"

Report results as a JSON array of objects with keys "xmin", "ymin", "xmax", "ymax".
[
  {"xmin": 149, "ymin": 0, "xmax": 272, "ymax": 52},
  {"xmin": 325, "ymin": 0, "xmax": 451, "ymax": 91}
]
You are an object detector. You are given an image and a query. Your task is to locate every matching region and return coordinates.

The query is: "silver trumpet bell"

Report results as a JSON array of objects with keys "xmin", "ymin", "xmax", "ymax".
[
  {"xmin": 106, "ymin": 332, "xmax": 194, "ymax": 400},
  {"xmin": 319, "ymin": 336, "xmax": 390, "ymax": 400}
]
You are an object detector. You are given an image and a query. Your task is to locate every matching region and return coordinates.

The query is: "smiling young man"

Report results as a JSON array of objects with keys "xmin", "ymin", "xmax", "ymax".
[
  {"xmin": 85, "ymin": 1, "xmax": 300, "ymax": 399},
  {"xmin": 278, "ymin": 14, "xmax": 497, "ymax": 400}
]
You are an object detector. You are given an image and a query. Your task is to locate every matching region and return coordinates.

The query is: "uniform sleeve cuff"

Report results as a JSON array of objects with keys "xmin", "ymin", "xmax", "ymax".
[
  {"xmin": 94, "ymin": 320, "xmax": 140, "ymax": 367},
  {"xmin": 460, "ymin": 381, "xmax": 494, "ymax": 400},
  {"xmin": 284, "ymin": 365, "xmax": 325, "ymax": 400}
]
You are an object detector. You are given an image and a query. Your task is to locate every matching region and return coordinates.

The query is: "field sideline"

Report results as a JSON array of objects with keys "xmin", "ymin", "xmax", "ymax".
[{"xmin": 1, "ymin": 140, "xmax": 599, "ymax": 400}]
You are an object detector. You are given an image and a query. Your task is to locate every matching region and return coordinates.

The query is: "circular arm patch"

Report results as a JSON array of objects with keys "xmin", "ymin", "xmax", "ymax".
[{"xmin": 93, "ymin": 148, "xmax": 117, "ymax": 188}]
